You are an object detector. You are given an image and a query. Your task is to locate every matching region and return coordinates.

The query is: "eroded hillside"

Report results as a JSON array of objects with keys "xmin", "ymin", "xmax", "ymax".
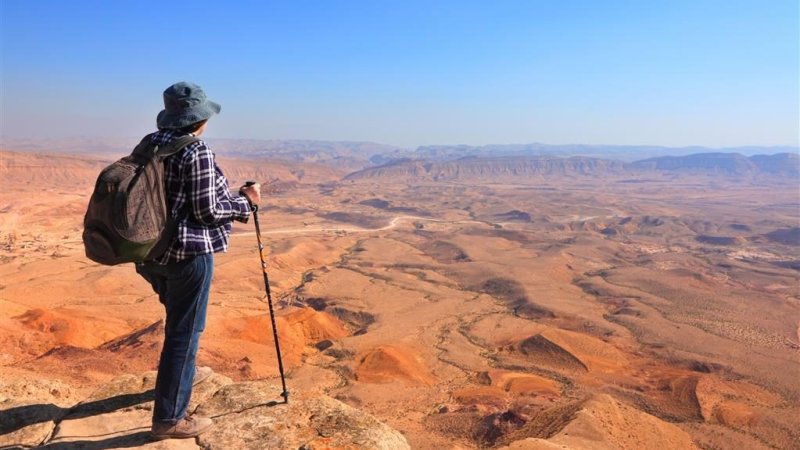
[{"xmin": 1, "ymin": 149, "xmax": 798, "ymax": 449}]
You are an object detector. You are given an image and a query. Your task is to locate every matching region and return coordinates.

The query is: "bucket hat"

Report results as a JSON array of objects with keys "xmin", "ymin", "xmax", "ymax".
[{"xmin": 156, "ymin": 82, "xmax": 221, "ymax": 129}]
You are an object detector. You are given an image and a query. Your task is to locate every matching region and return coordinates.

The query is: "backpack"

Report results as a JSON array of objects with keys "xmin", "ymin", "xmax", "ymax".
[{"xmin": 82, "ymin": 134, "xmax": 200, "ymax": 265}]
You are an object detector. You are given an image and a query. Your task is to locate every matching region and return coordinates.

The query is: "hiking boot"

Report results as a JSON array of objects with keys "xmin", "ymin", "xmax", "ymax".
[
  {"xmin": 193, "ymin": 366, "xmax": 213, "ymax": 386},
  {"xmin": 151, "ymin": 415, "xmax": 213, "ymax": 440}
]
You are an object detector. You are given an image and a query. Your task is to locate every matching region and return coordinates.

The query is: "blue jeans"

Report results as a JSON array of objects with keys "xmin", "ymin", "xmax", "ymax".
[{"xmin": 136, "ymin": 253, "xmax": 213, "ymax": 424}]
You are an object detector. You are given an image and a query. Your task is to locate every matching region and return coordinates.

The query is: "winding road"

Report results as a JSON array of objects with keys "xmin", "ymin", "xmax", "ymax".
[{"xmin": 232, "ymin": 215, "xmax": 493, "ymax": 237}]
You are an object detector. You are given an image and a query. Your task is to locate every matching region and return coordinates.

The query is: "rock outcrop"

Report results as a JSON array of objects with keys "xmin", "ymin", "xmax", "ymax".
[
  {"xmin": 0, "ymin": 372, "xmax": 410, "ymax": 450},
  {"xmin": 0, "ymin": 377, "xmax": 77, "ymax": 448}
]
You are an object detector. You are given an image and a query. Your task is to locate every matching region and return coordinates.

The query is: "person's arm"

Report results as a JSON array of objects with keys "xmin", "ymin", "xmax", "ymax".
[
  {"xmin": 230, "ymin": 195, "xmax": 252, "ymax": 224},
  {"xmin": 238, "ymin": 183, "xmax": 262, "ymax": 218},
  {"xmin": 184, "ymin": 141, "xmax": 251, "ymax": 225}
]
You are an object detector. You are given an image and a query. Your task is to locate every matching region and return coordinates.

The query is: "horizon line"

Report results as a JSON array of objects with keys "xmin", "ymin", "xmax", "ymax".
[{"xmin": 1, "ymin": 134, "xmax": 798, "ymax": 152}]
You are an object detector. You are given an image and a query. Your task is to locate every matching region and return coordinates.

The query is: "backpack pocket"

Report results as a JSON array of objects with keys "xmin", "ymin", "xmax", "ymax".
[{"xmin": 83, "ymin": 222, "xmax": 120, "ymax": 265}]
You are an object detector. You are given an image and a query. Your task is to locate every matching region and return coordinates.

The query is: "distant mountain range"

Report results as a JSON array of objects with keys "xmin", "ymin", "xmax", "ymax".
[
  {"xmin": 629, "ymin": 152, "xmax": 799, "ymax": 175},
  {"xmin": 345, "ymin": 152, "xmax": 800, "ymax": 181},
  {"xmin": 2, "ymin": 136, "xmax": 795, "ymax": 164},
  {"xmin": 2, "ymin": 145, "xmax": 797, "ymax": 187},
  {"xmin": 2, "ymin": 136, "xmax": 797, "ymax": 180},
  {"xmin": 410, "ymin": 143, "xmax": 799, "ymax": 162}
]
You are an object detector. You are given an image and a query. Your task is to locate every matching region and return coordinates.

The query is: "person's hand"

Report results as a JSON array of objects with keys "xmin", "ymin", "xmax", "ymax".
[{"xmin": 239, "ymin": 183, "xmax": 262, "ymax": 209}]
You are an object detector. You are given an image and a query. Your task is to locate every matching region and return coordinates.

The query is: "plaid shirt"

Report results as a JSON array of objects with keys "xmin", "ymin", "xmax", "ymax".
[{"xmin": 150, "ymin": 130, "xmax": 251, "ymax": 264}]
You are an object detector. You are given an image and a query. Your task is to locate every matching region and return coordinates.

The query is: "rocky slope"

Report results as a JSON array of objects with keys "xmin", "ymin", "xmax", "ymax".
[
  {"xmin": 0, "ymin": 371, "xmax": 410, "ymax": 449},
  {"xmin": 495, "ymin": 394, "xmax": 698, "ymax": 450}
]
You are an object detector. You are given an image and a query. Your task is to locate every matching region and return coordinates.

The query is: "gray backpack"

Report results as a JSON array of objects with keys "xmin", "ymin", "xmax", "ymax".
[{"xmin": 82, "ymin": 134, "xmax": 199, "ymax": 265}]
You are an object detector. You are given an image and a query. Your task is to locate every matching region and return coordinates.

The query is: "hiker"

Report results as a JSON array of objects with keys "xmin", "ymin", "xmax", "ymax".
[{"xmin": 134, "ymin": 82, "xmax": 261, "ymax": 439}]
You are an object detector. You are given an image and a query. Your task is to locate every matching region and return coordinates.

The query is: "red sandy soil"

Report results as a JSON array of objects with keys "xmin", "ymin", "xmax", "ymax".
[{"xmin": 2, "ymin": 149, "xmax": 799, "ymax": 449}]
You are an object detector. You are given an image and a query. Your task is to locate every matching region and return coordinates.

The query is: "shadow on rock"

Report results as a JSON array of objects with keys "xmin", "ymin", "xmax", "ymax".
[
  {"xmin": 35, "ymin": 431, "xmax": 154, "ymax": 449},
  {"xmin": 0, "ymin": 390, "xmax": 154, "ymax": 436}
]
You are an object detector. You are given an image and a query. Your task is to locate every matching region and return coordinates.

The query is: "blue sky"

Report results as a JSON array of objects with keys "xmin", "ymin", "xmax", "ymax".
[{"xmin": 1, "ymin": 0, "xmax": 797, "ymax": 148}]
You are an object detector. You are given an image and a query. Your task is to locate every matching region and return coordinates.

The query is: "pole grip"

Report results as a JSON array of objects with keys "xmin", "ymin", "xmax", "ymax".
[{"xmin": 241, "ymin": 181, "xmax": 258, "ymax": 211}]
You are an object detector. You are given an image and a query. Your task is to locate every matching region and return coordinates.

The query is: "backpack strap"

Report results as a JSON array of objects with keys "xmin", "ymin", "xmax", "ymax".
[
  {"xmin": 155, "ymin": 135, "xmax": 202, "ymax": 159},
  {"xmin": 154, "ymin": 135, "xmax": 203, "ymax": 223},
  {"xmin": 130, "ymin": 133, "xmax": 157, "ymax": 159}
]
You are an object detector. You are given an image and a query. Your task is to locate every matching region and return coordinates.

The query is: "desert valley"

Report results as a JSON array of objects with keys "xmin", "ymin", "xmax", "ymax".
[{"xmin": 0, "ymin": 141, "xmax": 798, "ymax": 449}]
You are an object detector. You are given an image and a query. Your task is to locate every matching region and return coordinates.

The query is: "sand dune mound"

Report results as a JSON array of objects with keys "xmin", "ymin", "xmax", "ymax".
[
  {"xmin": 356, "ymin": 345, "xmax": 435, "ymax": 385},
  {"xmin": 498, "ymin": 394, "xmax": 698, "ymax": 450},
  {"xmin": 428, "ymin": 397, "xmax": 582, "ymax": 448},
  {"xmin": 543, "ymin": 329, "xmax": 626, "ymax": 367},
  {"xmin": 305, "ymin": 297, "xmax": 376, "ymax": 331},
  {"xmin": 419, "ymin": 240, "xmax": 470, "ymax": 263},
  {"xmin": 693, "ymin": 376, "xmax": 781, "ymax": 426},
  {"xmin": 445, "ymin": 370, "xmax": 562, "ymax": 423},
  {"xmin": 6, "ymin": 320, "xmax": 161, "ymax": 386},
  {"xmin": 450, "ymin": 371, "xmax": 562, "ymax": 413},
  {"xmin": 710, "ymin": 401, "xmax": 758, "ymax": 427},
  {"xmin": 515, "ymin": 335, "xmax": 588, "ymax": 372},
  {"xmin": 639, "ymin": 372, "xmax": 785, "ymax": 427},
  {"xmin": 479, "ymin": 277, "xmax": 555, "ymax": 320},
  {"xmin": 18, "ymin": 345, "xmax": 122, "ymax": 385},
  {"xmin": 653, "ymin": 375, "xmax": 703, "ymax": 421},
  {"xmin": 14, "ymin": 308, "xmax": 129, "ymax": 350},
  {"xmin": 219, "ymin": 307, "xmax": 347, "ymax": 348},
  {"xmin": 509, "ymin": 328, "xmax": 628, "ymax": 374},
  {"xmin": 488, "ymin": 370, "xmax": 561, "ymax": 397},
  {"xmin": 281, "ymin": 306, "xmax": 349, "ymax": 344},
  {"xmin": 451, "ymin": 386, "xmax": 509, "ymax": 410},
  {"xmin": 98, "ymin": 320, "xmax": 163, "ymax": 354},
  {"xmin": 176, "ymin": 308, "xmax": 348, "ymax": 379},
  {"xmin": 18, "ymin": 321, "xmax": 167, "ymax": 385}
]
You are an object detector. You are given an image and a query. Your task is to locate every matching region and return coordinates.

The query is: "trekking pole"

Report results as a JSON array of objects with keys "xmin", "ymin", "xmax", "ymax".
[{"xmin": 244, "ymin": 181, "xmax": 289, "ymax": 404}]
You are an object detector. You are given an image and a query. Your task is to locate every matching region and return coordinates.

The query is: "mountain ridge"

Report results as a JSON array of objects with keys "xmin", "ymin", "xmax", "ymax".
[
  {"xmin": 629, "ymin": 152, "xmax": 799, "ymax": 175},
  {"xmin": 3, "ymin": 136, "xmax": 796, "ymax": 167},
  {"xmin": 345, "ymin": 152, "xmax": 800, "ymax": 181}
]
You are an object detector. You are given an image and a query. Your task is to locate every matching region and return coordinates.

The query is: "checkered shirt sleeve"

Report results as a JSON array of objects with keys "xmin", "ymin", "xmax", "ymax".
[{"xmin": 150, "ymin": 130, "xmax": 251, "ymax": 264}]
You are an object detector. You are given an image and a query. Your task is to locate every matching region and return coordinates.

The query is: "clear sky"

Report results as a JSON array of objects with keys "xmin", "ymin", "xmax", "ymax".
[{"xmin": 1, "ymin": 0, "xmax": 798, "ymax": 148}]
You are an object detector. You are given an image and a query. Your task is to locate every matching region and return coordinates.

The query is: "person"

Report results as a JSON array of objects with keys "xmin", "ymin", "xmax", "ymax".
[{"xmin": 135, "ymin": 81, "xmax": 261, "ymax": 440}]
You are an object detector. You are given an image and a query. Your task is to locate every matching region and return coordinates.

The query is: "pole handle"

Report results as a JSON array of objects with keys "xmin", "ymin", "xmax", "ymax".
[{"xmin": 241, "ymin": 181, "xmax": 259, "ymax": 212}]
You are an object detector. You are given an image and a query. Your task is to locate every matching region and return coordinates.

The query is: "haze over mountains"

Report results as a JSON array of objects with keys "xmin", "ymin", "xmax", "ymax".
[
  {"xmin": 2, "ymin": 136, "xmax": 798, "ymax": 180},
  {"xmin": 346, "ymin": 153, "xmax": 800, "ymax": 181},
  {"xmin": 2, "ymin": 135, "xmax": 796, "ymax": 159}
]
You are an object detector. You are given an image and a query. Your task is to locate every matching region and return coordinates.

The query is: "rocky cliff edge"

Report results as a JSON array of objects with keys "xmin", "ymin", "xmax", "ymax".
[{"xmin": 0, "ymin": 371, "xmax": 410, "ymax": 450}]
